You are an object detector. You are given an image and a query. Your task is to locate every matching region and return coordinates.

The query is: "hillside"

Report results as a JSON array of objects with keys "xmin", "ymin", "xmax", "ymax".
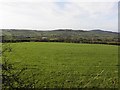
[{"xmin": 1, "ymin": 29, "xmax": 119, "ymax": 45}]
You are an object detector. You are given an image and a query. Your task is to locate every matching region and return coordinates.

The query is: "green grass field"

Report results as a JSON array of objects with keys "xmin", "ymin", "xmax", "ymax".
[{"xmin": 3, "ymin": 42, "xmax": 119, "ymax": 88}]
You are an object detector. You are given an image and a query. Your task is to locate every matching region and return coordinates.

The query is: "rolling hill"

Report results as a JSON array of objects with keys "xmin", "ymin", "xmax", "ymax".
[{"xmin": 1, "ymin": 29, "xmax": 119, "ymax": 45}]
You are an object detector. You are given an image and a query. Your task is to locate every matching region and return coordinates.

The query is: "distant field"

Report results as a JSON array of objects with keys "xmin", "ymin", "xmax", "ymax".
[{"xmin": 4, "ymin": 42, "xmax": 118, "ymax": 88}]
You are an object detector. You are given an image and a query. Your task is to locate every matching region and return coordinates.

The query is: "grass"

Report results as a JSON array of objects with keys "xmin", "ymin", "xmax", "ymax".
[{"xmin": 3, "ymin": 42, "xmax": 119, "ymax": 88}]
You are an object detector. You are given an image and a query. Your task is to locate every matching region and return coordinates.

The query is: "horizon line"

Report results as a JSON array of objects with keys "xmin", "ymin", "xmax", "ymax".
[{"xmin": 0, "ymin": 28, "xmax": 118, "ymax": 33}]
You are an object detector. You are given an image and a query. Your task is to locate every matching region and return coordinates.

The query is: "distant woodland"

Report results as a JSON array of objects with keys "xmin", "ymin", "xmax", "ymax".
[{"xmin": 1, "ymin": 29, "xmax": 120, "ymax": 45}]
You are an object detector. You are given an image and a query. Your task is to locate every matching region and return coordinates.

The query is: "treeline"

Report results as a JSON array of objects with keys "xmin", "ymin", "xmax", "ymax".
[
  {"xmin": 1, "ymin": 29, "xmax": 120, "ymax": 45},
  {"xmin": 2, "ymin": 37, "xmax": 120, "ymax": 45}
]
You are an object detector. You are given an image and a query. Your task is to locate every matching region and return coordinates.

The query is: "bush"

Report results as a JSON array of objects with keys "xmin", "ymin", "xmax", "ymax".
[{"xmin": 2, "ymin": 44, "xmax": 39, "ymax": 89}]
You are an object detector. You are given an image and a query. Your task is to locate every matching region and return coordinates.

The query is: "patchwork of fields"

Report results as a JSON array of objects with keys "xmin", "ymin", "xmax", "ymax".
[{"xmin": 3, "ymin": 42, "xmax": 118, "ymax": 88}]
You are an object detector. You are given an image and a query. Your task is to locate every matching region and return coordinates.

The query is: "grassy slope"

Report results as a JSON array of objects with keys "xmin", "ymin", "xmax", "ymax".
[{"xmin": 6, "ymin": 42, "xmax": 118, "ymax": 88}]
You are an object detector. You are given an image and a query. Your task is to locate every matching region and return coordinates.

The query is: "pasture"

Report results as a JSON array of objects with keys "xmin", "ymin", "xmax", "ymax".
[{"xmin": 3, "ymin": 42, "xmax": 118, "ymax": 88}]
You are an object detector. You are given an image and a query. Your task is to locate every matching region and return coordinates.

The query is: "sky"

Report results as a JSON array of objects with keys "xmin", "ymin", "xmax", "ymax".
[{"xmin": 0, "ymin": 0, "xmax": 119, "ymax": 32}]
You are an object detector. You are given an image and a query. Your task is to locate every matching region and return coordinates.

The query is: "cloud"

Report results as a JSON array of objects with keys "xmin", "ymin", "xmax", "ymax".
[
  {"xmin": 0, "ymin": 0, "xmax": 119, "ymax": 2},
  {"xmin": 0, "ymin": 1, "xmax": 118, "ymax": 32}
]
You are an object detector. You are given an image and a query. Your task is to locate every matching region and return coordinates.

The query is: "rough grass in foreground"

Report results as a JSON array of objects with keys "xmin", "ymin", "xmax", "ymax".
[{"xmin": 4, "ymin": 42, "xmax": 118, "ymax": 88}]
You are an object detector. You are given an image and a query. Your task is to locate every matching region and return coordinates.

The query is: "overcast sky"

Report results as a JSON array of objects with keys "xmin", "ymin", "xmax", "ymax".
[{"xmin": 0, "ymin": 0, "xmax": 119, "ymax": 32}]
